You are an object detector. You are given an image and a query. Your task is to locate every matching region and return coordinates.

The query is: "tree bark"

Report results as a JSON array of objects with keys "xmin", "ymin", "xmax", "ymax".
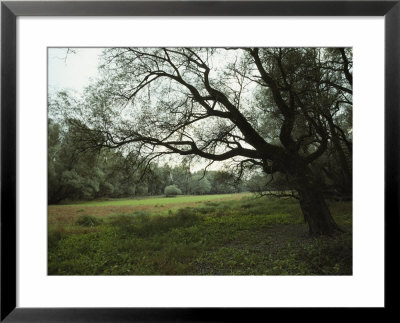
[
  {"xmin": 289, "ymin": 163, "xmax": 343, "ymax": 236},
  {"xmin": 297, "ymin": 183, "xmax": 342, "ymax": 236}
]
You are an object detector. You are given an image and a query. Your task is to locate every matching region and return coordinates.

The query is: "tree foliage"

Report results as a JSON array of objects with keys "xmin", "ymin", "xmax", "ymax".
[{"xmin": 188, "ymin": 174, "xmax": 212, "ymax": 195}]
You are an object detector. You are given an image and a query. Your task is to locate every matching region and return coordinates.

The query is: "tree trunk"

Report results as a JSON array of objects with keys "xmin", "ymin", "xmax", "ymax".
[
  {"xmin": 290, "ymin": 164, "xmax": 343, "ymax": 236},
  {"xmin": 297, "ymin": 183, "xmax": 342, "ymax": 236}
]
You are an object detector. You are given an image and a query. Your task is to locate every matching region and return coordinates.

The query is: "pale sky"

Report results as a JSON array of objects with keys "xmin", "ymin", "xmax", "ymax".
[
  {"xmin": 47, "ymin": 47, "xmax": 227, "ymax": 171},
  {"xmin": 48, "ymin": 48, "xmax": 103, "ymax": 96}
]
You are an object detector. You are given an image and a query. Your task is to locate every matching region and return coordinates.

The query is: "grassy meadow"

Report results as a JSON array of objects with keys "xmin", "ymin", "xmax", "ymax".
[{"xmin": 48, "ymin": 193, "xmax": 352, "ymax": 275}]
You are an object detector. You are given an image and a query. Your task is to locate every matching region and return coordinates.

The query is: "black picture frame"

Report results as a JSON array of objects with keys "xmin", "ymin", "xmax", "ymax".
[{"xmin": 1, "ymin": 1, "xmax": 398, "ymax": 321}]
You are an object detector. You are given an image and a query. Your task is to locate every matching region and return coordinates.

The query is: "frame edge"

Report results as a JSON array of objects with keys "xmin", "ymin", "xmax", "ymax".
[
  {"xmin": 1, "ymin": 0, "xmax": 399, "ymax": 321},
  {"xmin": 1, "ymin": 2, "xmax": 17, "ymax": 322},
  {"xmin": 384, "ymin": 0, "xmax": 400, "ymax": 311}
]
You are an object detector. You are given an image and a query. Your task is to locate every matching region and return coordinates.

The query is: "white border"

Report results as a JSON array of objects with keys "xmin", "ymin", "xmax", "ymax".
[{"xmin": 17, "ymin": 17, "xmax": 384, "ymax": 307}]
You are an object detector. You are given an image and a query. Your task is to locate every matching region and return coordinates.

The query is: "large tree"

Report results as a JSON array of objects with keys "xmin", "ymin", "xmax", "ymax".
[{"xmin": 67, "ymin": 47, "xmax": 352, "ymax": 235}]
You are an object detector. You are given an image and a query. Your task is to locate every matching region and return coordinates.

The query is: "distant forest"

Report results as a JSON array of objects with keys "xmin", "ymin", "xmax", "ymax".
[{"xmin": 49, "ymin": 118, "xmax": 271, "ymax": 203}]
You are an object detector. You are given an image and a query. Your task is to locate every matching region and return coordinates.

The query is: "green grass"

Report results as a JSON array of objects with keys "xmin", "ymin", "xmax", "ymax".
[
  {"xmin": 48, "ymin": 194, "xmax": 352, "ymax": 275},
  {"xmin": 51, "ymin": 193, "xmax": 239, "ymax": 207}
]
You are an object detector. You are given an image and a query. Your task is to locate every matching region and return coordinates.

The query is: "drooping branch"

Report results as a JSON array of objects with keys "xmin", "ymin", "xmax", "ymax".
[
  {"xmin": 87, "ymin": 124, "xmax": 262, "ymax": 163},
  {"xmin": 338, "ymin": 48, "xmax": 353, "ymax": 86},
  {"xmin": 114, "ymin": 49, "xmax": 286, "ymax": 165},
  {"xmin": 248, "ymin": 48, "xmax": 297, "ymax": 153}
]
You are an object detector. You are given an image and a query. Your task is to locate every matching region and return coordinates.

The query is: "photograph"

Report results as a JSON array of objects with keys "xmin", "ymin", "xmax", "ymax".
[{"xmin": 47, "ymin": 47, "xmax": 353, "ymax": 276}]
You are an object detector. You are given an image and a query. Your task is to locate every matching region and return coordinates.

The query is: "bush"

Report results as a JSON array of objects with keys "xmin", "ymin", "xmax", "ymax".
[{"xmin": 164, "ymin": 185, "xmax": 182, "ymax": 197}]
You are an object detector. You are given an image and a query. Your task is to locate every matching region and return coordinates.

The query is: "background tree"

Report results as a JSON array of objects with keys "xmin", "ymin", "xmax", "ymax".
[
  {"xmin": 48, "ymin": 118, "xmax": 104, "ymax": 203},
  {"xmin": 171, "ymin": 165, "xmax": 191, "ymax": 194},
  {"xmin": 207, "ymin": 170, "xmax": 241, "ymax": 194},
  {"xmin": 188, "ymin": 174, "xmax": 212, "ymax": 195}
]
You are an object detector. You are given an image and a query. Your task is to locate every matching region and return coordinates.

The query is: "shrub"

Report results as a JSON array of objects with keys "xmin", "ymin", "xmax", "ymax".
[
  {"xmin": 164, "ymin": 185, "xmax": 182, "ymax": 197},
  {"xmin": 75, "ymin": 214, "xmax": 103, "ymax": 227}
]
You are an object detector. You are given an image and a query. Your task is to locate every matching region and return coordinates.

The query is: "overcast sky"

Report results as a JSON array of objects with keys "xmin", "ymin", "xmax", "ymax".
[
  {"xmin": 47, "ymin": 47, "xmax": 225, "ymax": 171},
  {"xmin": 48, "ymin": 48, "xmax": 103, "ymax": 96}
]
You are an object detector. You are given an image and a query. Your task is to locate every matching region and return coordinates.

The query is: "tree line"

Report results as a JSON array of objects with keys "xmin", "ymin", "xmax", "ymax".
[{"xmin": 49, "ymin": 118, "xmax": 252, "ymax": 203}]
